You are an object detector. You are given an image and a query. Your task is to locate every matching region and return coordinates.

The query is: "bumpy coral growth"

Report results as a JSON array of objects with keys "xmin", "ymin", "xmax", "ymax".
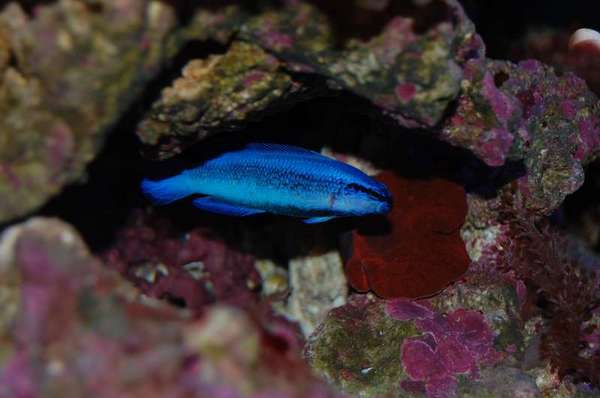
[
  {"xmin": 137, "ymin": 41, "xmax": 311, "ymax": 160},
  {"xmin": 510, "ymin": 28, "xmax": 600, "ymax": 96},
  {"xmin": 0, "ymin": 218, "xmax": 189, "ymax": 397},
  {"xmin": 139, "ymin": 0, "xmax": 483, "ymax": 159},
  {"xmin": 387, "ymin": 300, "xmax": 502, "ymax": 398},
  {"xmin": 345, "ymin": 171, "xmax": 470, "ymax": 298},
  {"xmin": 0, "ymin": 218, "xmax": 344, "ymax": 398},
  {"xmin": 0, "ymin": 1, "xmax": 179, "ymax": 222},
  {"xmin": 241, "ymin": 1, "xmax": 472, "ymax": 128},
  {"xmin": 444, "ymin": 58, "xmax": 600, "ymax": 213},
  {"xmin": 104, "ymin": 210, "xmax": 260, "ymax": 315},
  {"xmin": 305, "ymin": 295, "xmax": 418, "ymax": 397},
  {"xmin": 495, "ymin": 208, "xmax": 600, "ymax": 387}
]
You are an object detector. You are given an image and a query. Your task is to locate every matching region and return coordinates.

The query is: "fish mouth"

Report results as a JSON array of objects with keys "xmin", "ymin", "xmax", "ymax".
[
  {"xmin": 377, "ymin": 183, "xmax": 393, "ymax": 214},
  {"xmin": 377, "ymin": 198, "xmax": 393, "ymax": 214}
]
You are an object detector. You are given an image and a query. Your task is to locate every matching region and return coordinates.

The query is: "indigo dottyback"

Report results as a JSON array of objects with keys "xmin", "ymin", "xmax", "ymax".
[{"xmin": 141, "ymin": 143, "xmax": 392, "ymax": 223}]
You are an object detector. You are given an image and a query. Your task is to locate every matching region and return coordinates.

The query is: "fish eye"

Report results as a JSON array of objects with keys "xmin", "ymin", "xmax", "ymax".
[{"xmin": 346, "ymin": 183, "xmax": 388, "ymax": 201}]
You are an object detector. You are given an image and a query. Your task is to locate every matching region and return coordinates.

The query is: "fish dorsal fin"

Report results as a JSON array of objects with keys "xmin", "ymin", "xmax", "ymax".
[{"xmin": 244, "ymin": 143, "xmax": 323, "ymax": 157}]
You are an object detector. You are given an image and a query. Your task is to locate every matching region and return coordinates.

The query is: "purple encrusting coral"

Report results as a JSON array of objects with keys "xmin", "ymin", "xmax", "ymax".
[
  {"xmin": 387, "ymin": 300, "xmax": 502, "ymax": 398},
  {"xmin": 0, "ymin": 218, "xmax": 346, "ymax": 398},
  {"xmin": 444, "ymin": 57, "xmax": 600, "ymax": 213},
  {"xmin": 104, "ymin": 210, "xmax": 260, "ymax": 315}
]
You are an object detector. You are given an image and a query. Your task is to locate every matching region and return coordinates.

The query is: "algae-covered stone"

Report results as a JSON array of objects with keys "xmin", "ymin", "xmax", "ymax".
[
  {"xmin": 445, "ymin": 58, "xmax": 600, "ymax": 214},
  {"xmin": 183, "ymin": 5, "xmax": 249, "ymax": 45},
  {"xmin": 240, "ymin": 0, "xmax": 475, "ymax": 128},
  {"xmin": 255, "ymin": 251, "xmax": 347, "ymax": 338},
  {"xmin": 306, "ymin": 294, "xmax": 418, "ymax": 397},
  {"xmin": 137, "ymin": 41, "xmax": 312, "ymax": 159},
  {"xmin": 0, "ymin": 0, "xmax": 179, "ymax": 222},
  {"xmin": 139, "ymin": 0, "xmax": 480, "ymax": 158},
  {"xmin": 240, "ymin": 2, "xmax": 333, "ymax": 55},
  {"xmin": 430, "ymin": 280, "xmax": 524, "ymax": 354},
  {"xmin": 0, "ymin": 217, "xmax": 343, "ymax": 397}
]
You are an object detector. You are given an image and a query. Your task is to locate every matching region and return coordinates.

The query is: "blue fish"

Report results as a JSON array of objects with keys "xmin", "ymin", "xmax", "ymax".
[{"xmin": 141, "ymin": 143, "xmax": 392, "ymax": 223}]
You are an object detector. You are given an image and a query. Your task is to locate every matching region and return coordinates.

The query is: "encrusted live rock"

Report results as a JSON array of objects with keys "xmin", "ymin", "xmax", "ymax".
[
  {"xmin": 284, "ymin": 251, "xmax": 348, "ymax": 336},
  {"xmin": 0, "ymin": 1, "xmax": 179, "ymax": 222},
  {"xmin": 3, "ymin": 0, "xmax": 600, "ymax": 396},
  {"xmin": 137, "ymin": 41, "xmax": 317, "ymax": 159},
  {"xmin": 138, "ymin": 0, "xmax": 482, "ymax": 158},
  {"xmin": 444, "ymin": 58, "xmax": 600, "ymax": 213},
  {"xmin": 239, "ymin": 0, "xmax": 479, "ymax": 128},
  {"xmin": 104, "ymin": 210, "xmax": 260, "ymax": 315},
  {"xmin": 306, "ymin": 294, "xmax": 418, "ymax": 397},
  {"xmin": 0, "ymin": 217, "xmax": 344, "ymax": 397}
]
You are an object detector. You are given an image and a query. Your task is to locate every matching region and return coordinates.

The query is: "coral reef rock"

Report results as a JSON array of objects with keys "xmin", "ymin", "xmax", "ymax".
[
  {"xmin": 285, "ymin": 250, "xmax": 348, "ymax": 336},
  {"xmin": 0, "ymin": 1, "xmax": 179, "ymax": 222},
  {"xmin": 104, "ymin": 210, "xmax": 260, "ymax": 315},
  {"xmin": 0, "ymin": 217, "xmax": 345, "ymax": 397},
  {"xmin": 306, "ymin": 294, "xmax": 418, "ymax": 397},
  {"xmin": 138, "ymin": 0, "xmax": 483, "ymax": 159}
]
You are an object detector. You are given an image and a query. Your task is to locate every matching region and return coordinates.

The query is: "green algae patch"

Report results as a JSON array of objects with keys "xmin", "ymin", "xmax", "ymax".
[
  {"xmin": 306, "ymin": 295, "xmax": 419, "ymax": 397},
  {"xmin": 137, "ymin": 41, "xmax": 308, "ymax": 159}
]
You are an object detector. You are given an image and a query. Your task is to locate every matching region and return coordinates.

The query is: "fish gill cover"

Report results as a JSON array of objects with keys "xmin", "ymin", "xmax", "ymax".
[{"xmin": 0, "ymin": 0, "xmax": 600, "ymax": 397}]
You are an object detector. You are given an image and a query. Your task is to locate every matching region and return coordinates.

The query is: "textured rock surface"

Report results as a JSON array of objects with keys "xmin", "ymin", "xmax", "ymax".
[
  {"xmin": 137, "ymin": 0, "xmax": 482, "ymax": 159},
  {"xmin": 285, "ymin": 251, "xmax": 348, "ymax": 336},
  {"xmin": 137, "ymin": 40, "xmax": 317, "ymax": 159},
  {"xmin": 310, "ymin": 249, "xmax": 598, "ymax": 397},
  {"xmin": 239, "ymin": 0, "xmax": 475, "ymax": 128},
  {"xmin": 3, "ymin": 0, "xmax": 600, "ymax": 396},
  {"xmin": 103, "ymin": 210, "xmax": 260, "ymax": 315},
  {"xmin": 255, "ymin": 251, "xmax": 347, "ymax": 337},
  {"xmin": 306, "ymin": 294, "xmax": 418, "ymax": 397},
  {"xmin": 0, "ymin": 217, "xmax": 188, "ymax": 397},
  {"xmin": 461, "ymin": 204, "xmax": 600, "ymax": 394},
  {"xmin": 0, "ymin": 217, "xmax": 345, "ymax": 397},
  {"xmin": 0, "ymin": 1, "xmax": 179, "ymax": 222},
  {"xmin": 443, "ymin": 58, "xmax": 600, "ymax": 214}
]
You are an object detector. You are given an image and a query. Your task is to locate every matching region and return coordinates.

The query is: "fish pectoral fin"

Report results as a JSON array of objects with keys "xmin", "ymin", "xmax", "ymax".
[
  {"xmin": 192, "ymin": 197, "xmax": 265, "ymax": 217},
  {"xmin": 302, "ymin": 216, "xmax": 336, "ymax": 224}
]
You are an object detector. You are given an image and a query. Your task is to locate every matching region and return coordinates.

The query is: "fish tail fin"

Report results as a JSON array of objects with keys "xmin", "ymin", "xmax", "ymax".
[{"xmin": 141, "ymin": 174, "xmax": 193, "ymax": 205}]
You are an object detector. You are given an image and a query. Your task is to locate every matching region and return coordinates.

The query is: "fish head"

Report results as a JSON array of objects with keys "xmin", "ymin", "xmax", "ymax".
[{"xmin": 334, "ymin": 178, "xmax": 392, "ymax": 216}]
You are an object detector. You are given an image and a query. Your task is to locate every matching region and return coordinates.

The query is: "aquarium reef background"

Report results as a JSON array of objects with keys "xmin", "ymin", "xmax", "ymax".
[{"xmin": 1, "ymin": 1, "xmax": 600, "ymax": 397}]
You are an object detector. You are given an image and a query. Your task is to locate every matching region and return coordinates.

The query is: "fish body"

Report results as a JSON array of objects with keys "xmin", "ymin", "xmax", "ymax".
[{"xmin": 141, "ymin": 143, "xmax": 392, "ymax": 223}]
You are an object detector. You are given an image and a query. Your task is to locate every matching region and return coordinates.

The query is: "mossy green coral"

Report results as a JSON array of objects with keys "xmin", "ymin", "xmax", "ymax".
[{"xmin": 306, "ymin": 295, "xmax": 418, "ymax": 397}]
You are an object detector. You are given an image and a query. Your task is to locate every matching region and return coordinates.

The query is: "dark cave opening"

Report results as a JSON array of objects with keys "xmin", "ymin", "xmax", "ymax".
[
  {"xmin": 36, "ymin": 78, "xmax": 522, "ymax": 260},
  {"xmin": 11, "ymin": 0, "xmax": 600, "ymax": 257}
]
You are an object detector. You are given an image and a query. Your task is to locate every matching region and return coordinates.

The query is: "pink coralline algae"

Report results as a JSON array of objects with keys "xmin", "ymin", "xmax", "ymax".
[
  {"xmin": 0, "ymin": 1, "xmax": 179, "ymax": 222},
  {"xmin": 0, "ymin": 218, "xmax": 190, "ymax": 398},
  {"xmin": 242, "ymin": 1, "xmax": 476, "ymax": 129},
  {"xmin": 104, "ymin": 210, "xmax": 260, "ymax": 315},
  {"xmin": 388, "ymin": 300, "xmax": 502, "ymax": 398},
  {"xmin": 0, "ymin": 218, "xmax": 345, "ymax": 398},
  {"xmin": 141, "ymin": 0, "xmax": 485, "ymax": 159},
  {"xmin": 509, "ymin": 27, "xmax": 600, "ymax": 96},
  {"xmin": 443, "ymin": 61, "xmax": 519, "ymax": 167},
  {"xmin": 444, "ymin": 58, "xmax": 600, "ymax": 213}
]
